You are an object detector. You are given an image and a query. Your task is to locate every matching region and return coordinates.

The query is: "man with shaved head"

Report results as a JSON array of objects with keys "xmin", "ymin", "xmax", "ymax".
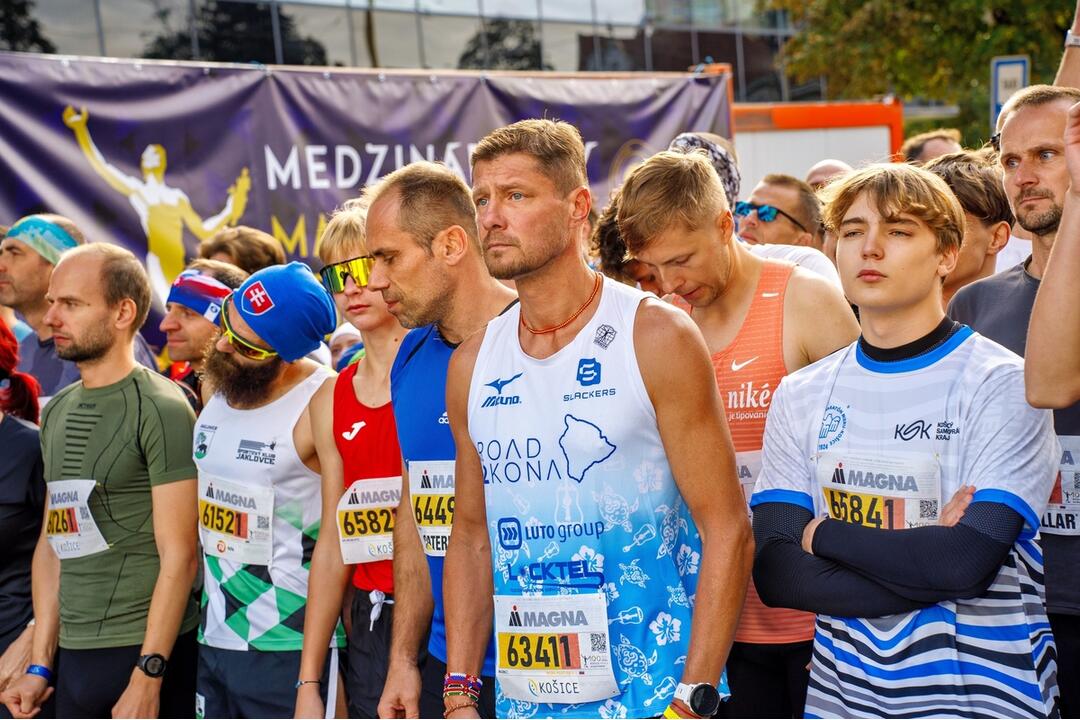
[{"xmin": 804, "ymin": 159, "xmax": 852, "ymax": 191}]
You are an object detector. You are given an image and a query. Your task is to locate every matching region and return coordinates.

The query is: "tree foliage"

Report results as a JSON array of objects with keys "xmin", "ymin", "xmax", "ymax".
[
  {"xmin": 769, "ymin": 0, "xmax": 1075, "ymax": 144},
  {"xmin": 458, "ymin": 18, "xmax": 552, "ymax": 71},
  {"xmin": 0, "ymin": 0, "xmax": 56, "ymax": 53},
  {"xmin": 143, "ymin": 0, "xmax": 327, "ymax": 66}
]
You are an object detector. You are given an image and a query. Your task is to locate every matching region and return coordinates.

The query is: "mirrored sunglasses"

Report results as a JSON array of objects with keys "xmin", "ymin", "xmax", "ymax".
[{"xmin": 319, "ymin": 255, "xmax": 374, "ymax": 294}]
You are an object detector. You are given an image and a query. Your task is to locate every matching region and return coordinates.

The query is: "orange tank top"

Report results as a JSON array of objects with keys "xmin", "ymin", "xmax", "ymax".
[{"xmin": 683, "ymin": 261, "xmax": 816, "ymax": 645}]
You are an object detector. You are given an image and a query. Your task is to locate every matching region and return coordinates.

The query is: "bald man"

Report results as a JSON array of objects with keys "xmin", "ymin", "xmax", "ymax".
[{"xmin": 804, "ymin": 159, "xmax": 853, "ymax": 191}]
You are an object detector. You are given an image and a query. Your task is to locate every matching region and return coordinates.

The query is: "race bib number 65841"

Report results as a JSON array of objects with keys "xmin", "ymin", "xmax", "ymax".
[{"xmin": 816, "ymin": 451, "xmax": 941, "ymax": 529}]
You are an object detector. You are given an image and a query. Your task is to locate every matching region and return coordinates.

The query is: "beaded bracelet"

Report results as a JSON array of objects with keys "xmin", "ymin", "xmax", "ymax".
[{"xmin": 443, "ymin": 696, "xmax": 478, "ymax": 718}]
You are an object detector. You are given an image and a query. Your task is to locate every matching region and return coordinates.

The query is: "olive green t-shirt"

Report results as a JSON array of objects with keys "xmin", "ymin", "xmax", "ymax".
[{"xmin": 41, "ymin": 366, "xmax": 200, "ymax": 649}]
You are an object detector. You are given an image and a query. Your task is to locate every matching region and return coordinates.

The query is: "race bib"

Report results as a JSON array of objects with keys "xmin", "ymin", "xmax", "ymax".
[
  {"xmin": 816, "ymin": 451, "xmax": 941, "ymax": 529},
  {"xmin": 735, "ymin": 450, "xmax": 762, "ymax": 511},
  {"xmin": 199, "ymin": 475, "xmax": 274, "ymax": 565},
  {"xmin": 1043, "ymin": 436, "xmax": 1080, "ymax": 536},
  {"xmin": 337, "ymin": 476, "xmax": 401, "ymax": 563},
  {"xmin": 494, "ymin": 593, "xmax": 618, "ymax": 704},
  {"xmin": 46, "ymin": 479, "xmax": 109, "ymax": 559},
  {"xmin": 409, "ymin": 460, "xmax": 455, "ymax": 557}
]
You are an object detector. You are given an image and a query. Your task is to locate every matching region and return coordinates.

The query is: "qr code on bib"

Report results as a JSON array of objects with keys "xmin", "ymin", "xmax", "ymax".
[
  {"xmin": 920, "ymin": 500, "xmax": 939, "ymax": 519},
  {"xmin": 257, "ymin": 516, "xmax": 270, "ymax": 530},
  {"xmin": 590, "ymin": 633, "xmax": 607, "ymax": 653}
]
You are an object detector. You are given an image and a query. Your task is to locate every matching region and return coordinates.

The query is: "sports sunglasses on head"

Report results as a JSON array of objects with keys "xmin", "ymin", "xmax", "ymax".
[
  {"xmin": 734, "ymin": 201, "xmax": 809, "ymax": 233},
  {"xmin": 319, "ymin": 255, "xmax": 374, "ymax": 294},
  {"xmin": 220, "ymin": 295, "xmax": 278, "ymax": 361}
]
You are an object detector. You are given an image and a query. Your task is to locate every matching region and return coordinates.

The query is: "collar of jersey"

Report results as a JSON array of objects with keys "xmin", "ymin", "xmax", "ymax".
[{"xmin": 855, "ymin": 325, "xmax": 973, "ymax": 374}]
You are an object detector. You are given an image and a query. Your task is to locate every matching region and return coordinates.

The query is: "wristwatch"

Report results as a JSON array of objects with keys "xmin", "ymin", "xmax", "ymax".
[
  {"xmin": 136, "ymin": 653, "xmax": 168, "ymax": 678},
  {"xmin": 674, "ymin": 682, "xmax": 721, "ymax": 717},
  {"xmin": 1067, "ymin": 30, "xmax": 1080, "ymax": 48}
]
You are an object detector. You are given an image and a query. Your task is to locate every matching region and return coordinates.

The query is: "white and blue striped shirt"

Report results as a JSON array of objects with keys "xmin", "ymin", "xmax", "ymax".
[{"xmin": 752, "ymin": 328, "xmax": 1060, "ymax": 718}]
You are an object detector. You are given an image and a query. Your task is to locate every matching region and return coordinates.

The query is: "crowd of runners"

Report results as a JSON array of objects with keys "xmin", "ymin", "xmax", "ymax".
[{"xmin": 0, "ymin": 26, "xmax": 1079, "ymax": 720}]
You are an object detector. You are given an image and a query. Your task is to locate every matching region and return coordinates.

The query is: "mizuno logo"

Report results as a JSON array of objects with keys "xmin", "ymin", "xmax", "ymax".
[
  {"xmin": 342, "ymin": 421, "xmax": 366, "ymax": 441},
  {"xmin": 731, "ymin": 356, "xmax": 758, "ymax": 372},
  {"xmin": 485, "ymin": 373, "xmax": 523, "ymax": 395}
]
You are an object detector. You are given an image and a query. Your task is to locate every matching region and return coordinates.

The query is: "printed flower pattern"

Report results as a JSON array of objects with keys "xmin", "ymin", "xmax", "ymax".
[{"xmin": 649, "ymin": 611, "xmax": 682, "ymax": 646}]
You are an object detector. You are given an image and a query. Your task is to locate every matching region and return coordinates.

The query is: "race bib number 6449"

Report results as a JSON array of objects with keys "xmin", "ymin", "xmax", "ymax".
[{"xmin": 408, "ymin": 460, "xmax": 456, "ymax": 557}]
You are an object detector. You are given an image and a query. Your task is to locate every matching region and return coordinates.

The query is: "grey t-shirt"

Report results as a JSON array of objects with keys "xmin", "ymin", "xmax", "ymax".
[{"xmin": 949, "ymin": 260, "xmax": 1080, "ymax": 615}]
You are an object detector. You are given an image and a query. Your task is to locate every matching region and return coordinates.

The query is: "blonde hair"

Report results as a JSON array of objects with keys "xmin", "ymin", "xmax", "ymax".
[
  {"xmin": 820, "ymin": 163, "xmax": 963, "ymax": 253},
  {"xmin": 471, "ymin": 119, "xmax": 587, "ymax": 195},
  {"xmin": 318, "ymin": 200, "xmax": 368, "ymax": 265},
  {"xmin": 616, "ymin": 150, "xmax": 726, "ymax": 253}
]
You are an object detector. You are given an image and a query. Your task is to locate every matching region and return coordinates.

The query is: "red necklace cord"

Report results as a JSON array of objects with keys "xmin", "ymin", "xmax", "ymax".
[{"xmin": 520, "ymin": 272, "xmax": 602, "ymax": 335}]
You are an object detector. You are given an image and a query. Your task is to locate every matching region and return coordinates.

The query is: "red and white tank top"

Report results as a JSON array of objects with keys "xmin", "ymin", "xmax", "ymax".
[{"xmin": 333, "ymin": 361, "xmax": 402, "ymax": 594}]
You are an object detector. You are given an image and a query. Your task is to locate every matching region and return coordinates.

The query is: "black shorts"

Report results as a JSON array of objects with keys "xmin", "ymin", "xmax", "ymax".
[
  {"xmin": 714, "ymin": 640, "xmax": 813, "ymax": 719},
  {"xmin": 420, "ymin": 654, "xmax": 496, "ymax": 719},
  {"xmin": 344, "ymin": 588, "xmax": 433, "ymax": 718},
  {"xmin": 196, "ymin": 643, "xmax": 336, "ymax": 719},
  {"xmin": 54, "ymin": 629, "xmax": 198, "ymax": 719}
]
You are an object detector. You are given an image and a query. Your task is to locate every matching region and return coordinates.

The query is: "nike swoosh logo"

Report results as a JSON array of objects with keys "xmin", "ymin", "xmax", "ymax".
[
  {"xmin": 731, "ymin": 357, "xmax": 758, "ymax": 372},
  {"xmin": 762, "ymin": 292, "xmax": 780, "ymax": 298},
  {"xmin": 342, "ymin": 421, "xmax": 366, "ymax": 441}
]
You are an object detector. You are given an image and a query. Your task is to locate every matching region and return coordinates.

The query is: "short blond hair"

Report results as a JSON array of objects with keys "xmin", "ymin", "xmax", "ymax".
[
  {"xmin": 363, "ymin": 162, "xmax": 478, "ymax": 253},
  {"xmin": 820, "ymin": 163, "xmax": 963, "ymax": 254},
  {"xmin": 616, "ymin": 150, "xmax": 726, "ymax": 253},
  {"xmin": 471, "ymin": 119, "xmax": 587, "ymax": 195},
  {"xmin": 318, "ymin": 202, "xmax": 368, "ymax": 265}
]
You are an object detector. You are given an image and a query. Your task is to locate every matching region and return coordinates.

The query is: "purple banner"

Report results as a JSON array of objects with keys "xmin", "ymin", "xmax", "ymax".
[{"xmin": 0, "ymin": 51, "xmax": 730, "ymax": 317}]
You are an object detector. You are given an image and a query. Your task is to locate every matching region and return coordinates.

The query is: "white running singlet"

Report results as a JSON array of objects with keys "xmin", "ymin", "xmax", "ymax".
[
  {"xmin": 195, "ymin": 366, "xmax": 344, "ymax": 652},
  {"xmin": 467, "ymin": 277, "xmax": 708, "ymax": 719}
]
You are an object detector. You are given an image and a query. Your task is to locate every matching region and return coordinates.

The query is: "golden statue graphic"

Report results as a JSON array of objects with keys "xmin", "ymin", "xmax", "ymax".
[{"xmin": 62, "ymin": 105, "xmax": 251, "ymax": 302}]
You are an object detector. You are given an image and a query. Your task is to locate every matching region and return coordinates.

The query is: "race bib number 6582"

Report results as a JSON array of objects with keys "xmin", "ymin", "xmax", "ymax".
[{"xmin": 338, "ymin": 476, "xmax": 401, "ymax": 563}]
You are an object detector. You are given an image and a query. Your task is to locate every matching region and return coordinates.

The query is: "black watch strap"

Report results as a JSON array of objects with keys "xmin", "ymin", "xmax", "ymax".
[{"xmin": 137, "ymin": 653, "xmax": 168, "ymax": 678}]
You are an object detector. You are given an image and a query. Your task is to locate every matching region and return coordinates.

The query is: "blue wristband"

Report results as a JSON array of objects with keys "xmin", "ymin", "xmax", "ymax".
[{"xmin": 26, "ymin": 664, "xmax": 52, "ymax": 684}]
